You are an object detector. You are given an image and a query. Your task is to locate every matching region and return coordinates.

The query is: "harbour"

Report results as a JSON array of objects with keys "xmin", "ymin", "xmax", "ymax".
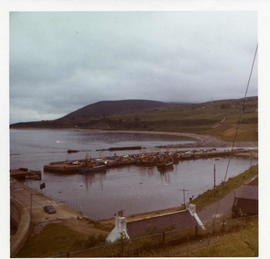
[
  {"xmin": 11, "ymin": 129, "xmax": 257, "ymax": 220},
  {"xmin": 26, "ymin": 156, "xmax": 256, "ymax": 220}
]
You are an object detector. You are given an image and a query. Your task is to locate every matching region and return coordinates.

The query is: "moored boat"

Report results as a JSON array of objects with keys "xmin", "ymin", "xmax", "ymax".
[{"xmin": 44, "ymin": 162, "xmax": 80, "ymax": 173}]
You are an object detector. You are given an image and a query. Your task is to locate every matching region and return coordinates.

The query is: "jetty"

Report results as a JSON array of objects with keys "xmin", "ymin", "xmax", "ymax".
[
  {"xmin": 10, "ymin": 168, "xmax": 41, "ymax": 180},
  {"xmin": 44, "ymin": 148, "xmax": 257, "ymax": 174}
]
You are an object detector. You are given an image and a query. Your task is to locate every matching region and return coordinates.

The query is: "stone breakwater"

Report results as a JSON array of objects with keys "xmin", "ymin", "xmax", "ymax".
[{"xmin": 44, "ymin": 148, "xmax": 257, "ymax": 174}]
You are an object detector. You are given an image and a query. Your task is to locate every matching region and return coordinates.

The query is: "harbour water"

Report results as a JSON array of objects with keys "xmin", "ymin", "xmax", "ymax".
[
  {"xmin": 10, "ymin": 129, "xmax": 256, "ymax": 219},
  {"xmin": 10, "ymin": 129, "xmax": 195, "ymax": 170}
]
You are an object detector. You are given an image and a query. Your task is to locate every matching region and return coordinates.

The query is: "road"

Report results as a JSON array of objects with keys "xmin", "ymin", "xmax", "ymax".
[{"xmin": 10, "ymin": 178, "xmax": 82, "ymax": 224}]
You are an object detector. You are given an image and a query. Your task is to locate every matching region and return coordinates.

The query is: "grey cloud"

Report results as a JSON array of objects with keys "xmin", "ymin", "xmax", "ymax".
[{"xmin": 10, "ymin": 11, "xmax": 257, "ymax": 123}]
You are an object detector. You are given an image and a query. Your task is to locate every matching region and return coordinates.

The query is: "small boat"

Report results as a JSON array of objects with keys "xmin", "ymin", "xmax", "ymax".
[
  {"xmin": 79, "ymin": 165, "xmax": 107, "ymax": 173},
  {"xmin": 67, "ymin": 149, "xmax": 79, "ymax": 153}
]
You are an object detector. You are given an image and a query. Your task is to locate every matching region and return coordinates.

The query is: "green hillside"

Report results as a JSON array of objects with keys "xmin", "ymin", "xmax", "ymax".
[{"xmin": 10, "ymin": 97, "xmax": 258, "ymax": 142}]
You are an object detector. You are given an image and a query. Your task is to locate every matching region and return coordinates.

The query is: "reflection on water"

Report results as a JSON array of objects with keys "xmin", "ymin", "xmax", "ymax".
[
  {"xmin": 159, "ymin": 170, "xmax": 173, "ymax": 184},
  {"xmin": 83, "ymin": 171, "xmax": 107, "ymax": 191},
  {"xmin": 26, "ymin": 157, "xmax": 256, "ymax": 220}
]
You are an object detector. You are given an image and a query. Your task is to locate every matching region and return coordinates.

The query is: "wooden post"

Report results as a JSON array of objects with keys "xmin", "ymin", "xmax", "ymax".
[
  {"xmin": 212, "ymin": 219, "xmax": 215, "ymax": 234},
  {"xmin": 222, "ymin": 219, "xmax": 225, "ymax": 232},
  {"xmin": 194, "ymin": 225, "xmax": 198, "ymax": 237},
  {"xmin": 207, "ymin": 232, "xmax": 210, "ymax": 246},
  {"xmin": 120, "ymin": 232, "xmax": 125, "ymax": 257},
  {"xmin": 162, "ymin": 232, "xmax": 165, "ymax": 244}
]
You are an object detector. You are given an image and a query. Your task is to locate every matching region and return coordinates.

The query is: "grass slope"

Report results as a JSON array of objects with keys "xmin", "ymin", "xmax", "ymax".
[
  {"xmin": 193, "ymin": 165, "xmax": 258, "ymax": 210},
  {"xmin": 139, "ymin": 218, "xmax": 258, "ymax": 257},
  {"xmin": 16, "ymin": 224, "xmax": 87, "ymax": 257}
]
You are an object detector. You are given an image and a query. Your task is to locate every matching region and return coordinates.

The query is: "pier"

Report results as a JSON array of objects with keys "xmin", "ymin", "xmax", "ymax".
[
  {"xmin": 10, "ymin": 168, "xmax": 42, "ymax": 180},
  {"xmin": 43, "ymin": 148, "xmax": 257, "ymax": 174}
]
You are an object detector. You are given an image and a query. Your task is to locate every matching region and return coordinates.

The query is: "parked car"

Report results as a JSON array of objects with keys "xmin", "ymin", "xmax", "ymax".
[{"xmin": 43, "ymin": 205, "xmax": 56, "ymax": 214}]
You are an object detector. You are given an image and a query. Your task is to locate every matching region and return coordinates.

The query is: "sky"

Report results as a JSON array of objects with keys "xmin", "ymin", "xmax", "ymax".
[{"xmin": 10, "ymin": 11, "xmax": 257, "ymax": 123}]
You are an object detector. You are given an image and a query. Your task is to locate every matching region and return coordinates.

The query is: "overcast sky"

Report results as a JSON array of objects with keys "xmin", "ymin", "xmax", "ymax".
[{"xmin": 10, "ymin": 12, "xmax": 257, "ymax": 123}]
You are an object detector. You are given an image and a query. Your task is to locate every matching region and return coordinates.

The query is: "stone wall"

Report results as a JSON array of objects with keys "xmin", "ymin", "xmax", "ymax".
[{"xmin": 10, "ymin": 198, "xmax": 31, "ymax": 257}]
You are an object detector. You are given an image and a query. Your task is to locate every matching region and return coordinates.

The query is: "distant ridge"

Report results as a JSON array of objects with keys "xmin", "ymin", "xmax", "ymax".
[{"xmin": 59, "ymin": 99, "xmax": 169, "ymax": 121}]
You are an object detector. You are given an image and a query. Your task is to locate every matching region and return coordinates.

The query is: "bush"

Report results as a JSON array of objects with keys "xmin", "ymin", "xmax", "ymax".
[{"xmin": 85, "ymin": 234, "xmax": 106, "ymax": 247}]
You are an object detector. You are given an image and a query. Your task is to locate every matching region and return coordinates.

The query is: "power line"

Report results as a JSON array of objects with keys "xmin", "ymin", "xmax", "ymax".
[
  {"xmin": 223, "ymin": 44, "xmax": 258, "ymax": 182},
  {"xmin": 212, "ymin": 44, "xmax": 258, "ymax": 231}
]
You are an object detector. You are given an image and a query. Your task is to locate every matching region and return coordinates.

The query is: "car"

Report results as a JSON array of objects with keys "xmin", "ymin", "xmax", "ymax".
[{"xmin": 43, "ymin": 205, "xmax": 56, "ymax": 214}]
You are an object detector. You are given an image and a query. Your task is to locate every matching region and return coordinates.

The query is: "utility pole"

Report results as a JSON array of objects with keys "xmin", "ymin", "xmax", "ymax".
[
  {"xmin": 180, "ymin": 188, "xmax": 189, "ymax": 206},
  {"xmin": 214, "ymin": 163, "xmax": 216, "ymax": 190}
]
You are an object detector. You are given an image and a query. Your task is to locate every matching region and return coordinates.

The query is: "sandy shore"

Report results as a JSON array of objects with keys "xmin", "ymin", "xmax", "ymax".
[
  {"xmin": 85, "ymin": 129, "xmax": 257, "ymax": 148},
  {"xmin": 11, "ymin": 127, "xmax": 257, "ymax": 148}
]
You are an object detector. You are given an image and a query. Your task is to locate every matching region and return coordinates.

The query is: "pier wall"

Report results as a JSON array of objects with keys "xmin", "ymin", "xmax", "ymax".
[{"xmin": 10, "ymin": 198, "xmax": 31, "ymax": 257}]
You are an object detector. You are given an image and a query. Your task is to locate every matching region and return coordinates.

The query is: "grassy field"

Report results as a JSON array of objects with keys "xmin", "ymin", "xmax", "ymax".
[
  {"xmin": 106, "ymin": 97, "xmax": 258, "ymax": 142},
  {"xmin": 16, "ymin": 223, "xmax": 106, "ymax": 258},
  {"xmin": 138, "ymin": 217, "xmax": 258, "ymax": 257},
  {"xmin": 17, "ymin": 224, "xmax": 87, "ymax": 257},
  {"xmin": 74, "ymin": 216, "xmax": 258, "ymax": 257}
]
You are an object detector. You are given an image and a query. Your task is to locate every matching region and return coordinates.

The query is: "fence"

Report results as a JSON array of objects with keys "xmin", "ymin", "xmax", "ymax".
[{"xmin": 55, "ymin": 214, "xmax": 257, "ymax": 257}]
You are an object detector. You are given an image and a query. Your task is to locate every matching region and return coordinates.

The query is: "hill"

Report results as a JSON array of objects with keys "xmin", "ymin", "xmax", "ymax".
[
  {"xmin": 60, "ymin": 99, "xmax": 170, "ymax": 121},
  {"xmin": 10, "ymin": 99, "xmax": 170, "ymax": 128},
  {"xmin": 10, "ymin": 97, "xmax": 258, "ymax": 141}
]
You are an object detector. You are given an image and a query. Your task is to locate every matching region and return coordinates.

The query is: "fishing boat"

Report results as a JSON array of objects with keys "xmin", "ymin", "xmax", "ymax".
[{"xmin": 44, "ymin": 161, "xmax": 80, "ymax": 173}]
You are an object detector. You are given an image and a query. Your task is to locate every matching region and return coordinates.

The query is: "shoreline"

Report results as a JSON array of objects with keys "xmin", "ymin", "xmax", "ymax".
[{"xmin": 10, "ymin": 127, "xmax": 258, "ymax": 148}]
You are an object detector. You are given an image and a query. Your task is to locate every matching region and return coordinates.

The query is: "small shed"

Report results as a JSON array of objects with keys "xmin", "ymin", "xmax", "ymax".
[{"xmin": 232, "ymin": 185, "xmax": 258, "ymax": 217}]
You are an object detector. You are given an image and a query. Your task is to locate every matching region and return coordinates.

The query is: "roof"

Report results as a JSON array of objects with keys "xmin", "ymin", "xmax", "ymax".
[
  {"xmin": 127, "ymin": 210, "xmax": 196, "ymax": 238},
  {"xmin": 235, "ymin": 185, "xmax": 258, "ymax": 201}
]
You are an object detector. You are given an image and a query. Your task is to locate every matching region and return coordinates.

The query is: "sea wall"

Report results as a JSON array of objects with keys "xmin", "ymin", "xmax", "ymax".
[{"xmin": 10, "ymin": 198, "xmax": 31, "ymax": 257}]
